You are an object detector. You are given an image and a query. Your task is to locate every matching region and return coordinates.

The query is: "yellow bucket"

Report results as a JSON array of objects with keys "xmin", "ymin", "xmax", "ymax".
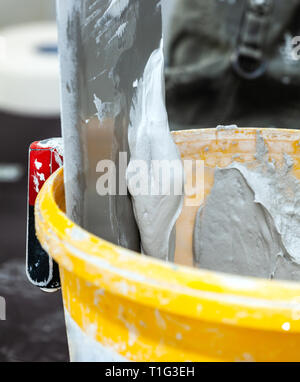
[{"xmin": 36, "ymin": 128, "xmax": 300, "ymax": 362}]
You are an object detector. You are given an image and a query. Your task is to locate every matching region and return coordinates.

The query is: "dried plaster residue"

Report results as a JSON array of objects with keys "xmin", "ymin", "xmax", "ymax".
[{"xmin": 194, "ymin": 131, "xmax": 300, "ymax": 281}]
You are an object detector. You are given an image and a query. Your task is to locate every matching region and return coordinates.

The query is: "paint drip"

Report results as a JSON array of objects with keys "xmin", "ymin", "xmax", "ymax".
[
  {"xmin": 194, "ymin": 131, "xmax": 300, "ymax": 281},
  {"xmin": 127, "ymin": 39, "xmax": 184, "ymax": 262}
]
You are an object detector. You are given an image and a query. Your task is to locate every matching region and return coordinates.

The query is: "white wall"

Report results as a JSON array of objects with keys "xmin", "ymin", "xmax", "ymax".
[{"xmin": 0, "ymin": 0, "xmax": 55, "ymax": 29}]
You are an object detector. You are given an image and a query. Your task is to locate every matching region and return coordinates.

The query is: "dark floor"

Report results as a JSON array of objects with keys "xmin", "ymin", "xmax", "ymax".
[{"xmin": 0, "ymin": 112, "xmax": 69, "ymax": 362}]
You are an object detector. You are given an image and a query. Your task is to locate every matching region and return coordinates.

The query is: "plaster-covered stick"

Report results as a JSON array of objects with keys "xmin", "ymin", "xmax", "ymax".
[{"xmin": 56, "ymin": 0, "xmax": 183, "ymax": 260}]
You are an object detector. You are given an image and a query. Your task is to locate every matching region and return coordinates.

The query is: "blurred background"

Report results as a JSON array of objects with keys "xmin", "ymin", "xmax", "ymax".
[{"xmin": 0, "ymin": 0, "xmax": 299, "ymax": 362}]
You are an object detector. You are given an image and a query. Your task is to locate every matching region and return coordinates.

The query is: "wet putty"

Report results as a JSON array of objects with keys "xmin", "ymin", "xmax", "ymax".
[
  {"xmin": 194, "ymin": 132, "xmax": 300, "ymax": 281},
  {"xmin": 127, "ymin": 39, "xmax": 184, "ymax": 261}
]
